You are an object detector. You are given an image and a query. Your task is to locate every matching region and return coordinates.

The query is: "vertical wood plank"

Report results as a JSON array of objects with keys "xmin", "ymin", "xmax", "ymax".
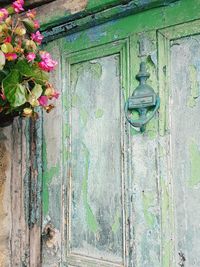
[
  {"xmin": 41, "ymin": 40, "xmax": 63, "ymax": 266},
  {"xmin": 0, "ymin": 126, "xmax": 12, "ymax": 267}
]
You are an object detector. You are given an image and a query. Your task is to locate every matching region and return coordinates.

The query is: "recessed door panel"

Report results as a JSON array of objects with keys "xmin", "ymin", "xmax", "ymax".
[{"xmin": 67, "ymin": 54, "xmax": 125, "ymax": 266}]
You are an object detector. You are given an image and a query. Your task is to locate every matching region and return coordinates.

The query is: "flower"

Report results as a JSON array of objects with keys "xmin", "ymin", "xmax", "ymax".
[
  {"xmin": 5, "ymin": 53, "xmax": 17, "ymax": 61},
  {"xmin": 38, "ymin": 96, "xmax": 48, "ymax": 107},
  {"xmin": 14, "ymin": 26, "xmax": 26, "ymax": 36},
  {"xmin": 33, "ymin": 20, "xmax": 40, "ymax": 29},
  {"xmin": 31, "ymin": 31, "xmax": 43, "ymax": 45},
  {"xmin": 0, "ymin": 8, "xmax": 9, "ymax": 22},
  {"xmin": 38, "ymin": 51, "xmax": 57, "ymax": 72},
  {"xmin": 4, "ymin": 36, "xmax": 11, "ymax": 43},
  {"xmin": 27, "ymin": 9, "xmax": 37, "ymax": 19},
  {"xmin": 26, "ymin": 52, "xmax": 36, "ymax": 62},
  {"xmin": 52, "ymin": 90, "xmax": 60, "ymax": 99},
  {"xmin": 25, "ymin": 40, "xmax": 37, "ymax": 51},
  {"xmin": 0, "ymin": 92, "xmax": 6, "ymax": 100},
  {"xmin": 12, "ymin": 0, "xmax": 24, "ymax": 13},
  {"xmin": 23, "ymin": 108, "xmax": 33, "ymax": 117}
]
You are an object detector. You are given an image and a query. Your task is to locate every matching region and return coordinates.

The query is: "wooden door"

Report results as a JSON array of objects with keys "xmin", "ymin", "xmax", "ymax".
[{"xmin": 40, "ymin": 10, "xmax": 200, "ymax": 267}]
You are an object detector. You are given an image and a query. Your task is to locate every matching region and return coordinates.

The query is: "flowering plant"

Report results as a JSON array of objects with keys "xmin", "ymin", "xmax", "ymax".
[{"xmin": 0, "ymin": 0, "xmax": 59, "ymax": 123}]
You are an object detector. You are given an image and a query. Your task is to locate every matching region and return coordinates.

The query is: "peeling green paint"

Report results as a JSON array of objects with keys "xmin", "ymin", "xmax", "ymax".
[
  {"xmin": 89, "ymin": 62, "xmax": 103, "ymax": 79},
  {"xmin": 82, "ymin": 144, "xmax": 99, "ymax": 233},
  {"xmin": 188, "ymin": 140, "xmax": 200, "ymax": 187},
  {"xmin": 111, "ymin": 210, "xmax": 121, "ymax": 234},
  {"xmin": 80, "ymin": 108, "xmax": 89, "ymax": 126},
  {"xmin": 64, "ymin": 123, "xmax": 70, "ymax": 138},
  {"xmin": 187, "ymin": 65, "xmax": 199, "ymax": 108},
  {"xmin": 95, "ymin": 108, "xmax": 104, "ymax": 118},
  {"xmin": 72, "ymin": 94, "xmax": 81, "ymax": 107},
  {"xmin": 142, "ymin": 192, "xmax": 155, "ymax": 227},
  {"xmin": 42, "ymin": 139, "xmax": 60, "ymax": 216}
]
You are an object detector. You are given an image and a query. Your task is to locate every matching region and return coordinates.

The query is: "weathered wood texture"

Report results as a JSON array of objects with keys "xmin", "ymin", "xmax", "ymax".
[
  {"xmin": 170, "ymin": 35, "xmax": 200, "ymax": 267},
  {"xmin": 0, "ymin": 128, "xmax": 12, "ymax": 267},
  {"xmin": 0, "ymin": 119, "xmax": 30, "ymax": 267},
  {"xmin": 69, "ymin": 56, "xmax": 123, "ymax": 264}
]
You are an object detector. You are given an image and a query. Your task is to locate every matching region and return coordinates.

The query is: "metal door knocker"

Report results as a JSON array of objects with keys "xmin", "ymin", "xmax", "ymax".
[{"xmin": 125, "ymin": 61, "xmax": 160, "ymax": 132}]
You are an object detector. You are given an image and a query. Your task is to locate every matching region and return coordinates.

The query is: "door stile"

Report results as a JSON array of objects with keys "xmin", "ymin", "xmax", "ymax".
[{"xmin": 157, "ymin": 30, "xmax": 176, "ymax": 267}]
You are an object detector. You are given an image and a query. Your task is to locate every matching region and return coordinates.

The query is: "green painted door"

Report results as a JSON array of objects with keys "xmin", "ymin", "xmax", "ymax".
[{"xmin": 40, "ymin": 2, "xmax": 200, "ymax": 267}]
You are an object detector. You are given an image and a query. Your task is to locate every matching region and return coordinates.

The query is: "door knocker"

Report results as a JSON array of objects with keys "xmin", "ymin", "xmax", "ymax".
[{"xmin": 125, "ymin": 62, "xmax": 160, "ymax": 132}]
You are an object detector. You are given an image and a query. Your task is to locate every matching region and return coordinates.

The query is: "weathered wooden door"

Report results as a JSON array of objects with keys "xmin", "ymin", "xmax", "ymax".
[
  {"xmin": 40, "ymin": 11, "xmax": 200, "ymax": 266},
  {"xmin": 37, "ymin": 4, "xmax": 200, "ymax": 266}
]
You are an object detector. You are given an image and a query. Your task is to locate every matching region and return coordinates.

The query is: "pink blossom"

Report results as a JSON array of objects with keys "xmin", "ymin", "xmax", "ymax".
[
  {"xmin": 38, "ymin": 96, "xmax": 48, "ymax": 107},
  {"xmin": 5, "ymin": 53, "xmax": 18, "ymax": 61},
  {"xmin": 0, "ymin": 92, "xmax": 6, "ymax": 101},
  {"xmin": 0, "ymin": 8, "xmax": 9, "ymax": 22},
  {"xmin": 27, "ymin": 9, "xmax": 36, "ymax": 19},
  {"xmin": 52, "ymin": 91, "xmax": 60, "ymax": 99},
  {"xmin": 33, "ymin": 20, "xmax": 40, "ymax": 29},
  {"xmin": 4, "ymin": 36, "xmax": 12, "ymax": 43},
  {"xmin": 38, "ymin": 52, "xmax": 57, "ymax": 72},
  {"xmin": 31, "ymin": 31, "xmax": 43, "ymax": 45},
  {"xmin": 12, "ymin": 0, "xmax": 24, "ymax": 13},
  {"xmin": 26, "ymin": 52, "xmax": 36, "ymax": 62}
]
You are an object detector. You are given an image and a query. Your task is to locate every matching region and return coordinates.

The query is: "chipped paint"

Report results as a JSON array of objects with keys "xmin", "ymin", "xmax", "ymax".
[
  {"xmin": 188, "ymin": 140, "xmax": 200, "ymax": 187},
  {"xmin": 82, "ymin": 144, "xmax": 99, "ymax": 233},
  {"xmin": 142, "ymin": 192, "xmax": 156, "ymax": 227},
  {"xmin": 62, "ymin": 0, "xmax": 88, "ymax": 14},
  {"xmin": 187, "ymin": 65, "xmax": 199, "ymax": 108},
  {"xmin": 95, "ymin": 109, "xmax": 104, "ymax": 118},
  {"xmin": 42, "ymin": 139, "xmax": 60, "ymax": 216},
  {"xmin": 111, "ymin": 210, "xmax": 120, "ymax": 234}
]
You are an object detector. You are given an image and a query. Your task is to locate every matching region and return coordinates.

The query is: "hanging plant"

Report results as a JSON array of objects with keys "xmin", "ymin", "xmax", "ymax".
[{"xmin": 0, "ymin": 1, "xmax": 59, "ymax": 127}]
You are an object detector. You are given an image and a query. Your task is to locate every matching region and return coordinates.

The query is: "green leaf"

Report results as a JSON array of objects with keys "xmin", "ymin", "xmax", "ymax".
[
  {"xmin": 0, "ymin": 71, "xmax": 6, "ymax": 83},
  {"xmin": 16, "ymin": 60, "xmax": 49, "ymax": 85},
  {"xmin": 33, "ymin": 68, "xmax": 49, "ymax": 85},
  {"xmin": 22, "ymin": 18, "xmax": 35, "ymax": 33},
  {"xmin": 3, "ymin": 69, "xmax": 27, "ymax": 107},
  {"xmin": 31, "ymin": 83, "xmax": 42, "ymax": 99}
]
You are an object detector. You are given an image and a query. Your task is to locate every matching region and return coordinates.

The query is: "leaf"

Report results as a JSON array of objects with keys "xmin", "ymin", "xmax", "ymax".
[
  {"xmin": 16, "ymin": 59, "xmax": 34, "ymax": 76},
  {"xmin": 16, "ymin": 60, "xmax": 49, "ymax": 85},
  {"xmin": 3, "ymin": 69, "xmax": 27, "ymax": 107},
  {"xmin": 33, "ymin": 68, "xmax": 49, "ymax": 85},
  {"xmin": 0, "ymin": 71, "xmax": 6, "ymax": 83},
  {"xmin": 31, "ymin": 84, "xmax": 42, "ymax": 99},
  {"xmin": 22, "ymin": 18, "xmax": 35, "ymax": 33}
]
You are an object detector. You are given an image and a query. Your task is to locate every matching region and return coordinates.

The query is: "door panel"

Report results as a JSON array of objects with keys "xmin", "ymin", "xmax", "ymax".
[
  {"xmin": 158, "ymin": 20, "xmax": 200, "ymax": 267},
  {"xmin": 170, "ymin": 35, "xmax": 200, "ymax": 267},
  {"xmin": 63, "ymin": 41, "xmax": 131, "ymax": 266},
  {"xmin": 69, "ymin": 55, "xmax": 123, "ymax": 263}
]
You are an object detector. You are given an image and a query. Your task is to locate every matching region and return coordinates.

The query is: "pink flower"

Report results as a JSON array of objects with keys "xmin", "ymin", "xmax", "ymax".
[
  {"xmin": 33, "ymin": 20, "xmax": 40, "ymax": 29},
  {"xmin": 0, "ymin": 92, "xmax": 6, "ymax": 101},
  {"xmin": 31, "ymin": 31, "xmax": 43, "ymax": 45},
  {"xmin": 4, "ymin": 36, "xmax": 12, "ymax": 43},
  {"xmin": 52, "ymin": 91, "xmax": 60, "ymax": 99},
  {"xmin": 27, "ymin": 9, "xmax": 36, "ymax": 19},
  {"xmin": 5, "ymin": 53, "xmax": 18, "ymax": 61},
  {"xmin": 0, "ymin": 8, "xmax": 9, "ymax": 22},
  {"xmin": 38, "ymin": 52, "xmax": 57, "ymax": 72},
  {"xmin": 12, "ymin": 0, "xmax": 24, "ymax": 13},
  {"xmin": 38, "ymin": 96, "xmax": 48, "ymax": 107},
  {"xmin": 26, "ymin": 52, "xmax": 36, "ymax": 62}
]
